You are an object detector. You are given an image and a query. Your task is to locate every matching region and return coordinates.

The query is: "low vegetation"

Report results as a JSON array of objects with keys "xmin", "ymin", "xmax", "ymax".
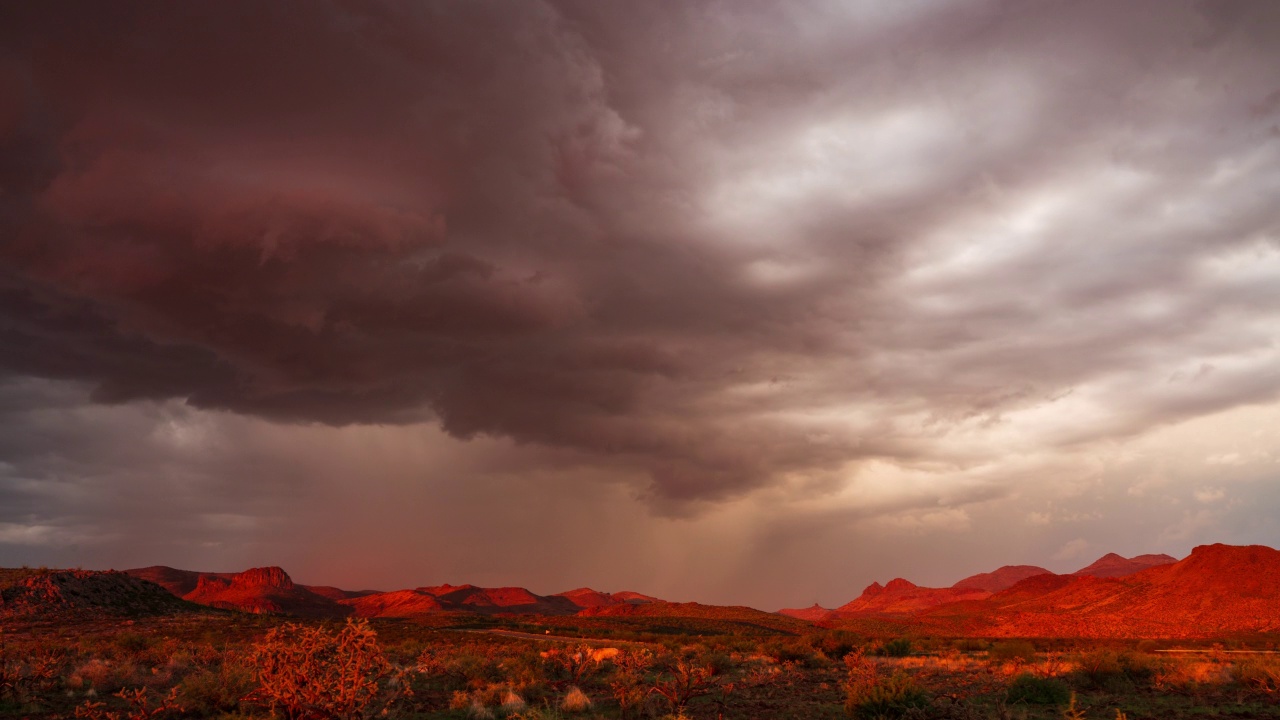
[{"xmin": 2, "ymin": 611, "xmax": 1280, "ymax": 719}]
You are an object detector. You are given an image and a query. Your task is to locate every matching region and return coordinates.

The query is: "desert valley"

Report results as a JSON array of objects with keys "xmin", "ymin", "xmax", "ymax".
[{"xmin": 3, "ymin": 544, "xmax": 1280, "ymax": 719}]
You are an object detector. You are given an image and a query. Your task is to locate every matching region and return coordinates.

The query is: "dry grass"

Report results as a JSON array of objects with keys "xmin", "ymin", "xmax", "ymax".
[{"xmin": 560, "ymin": 685, "xmax": 592, "ymax": 712}]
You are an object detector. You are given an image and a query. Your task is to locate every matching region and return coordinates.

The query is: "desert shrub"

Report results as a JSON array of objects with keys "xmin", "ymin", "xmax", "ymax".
[
  {"xmin": 418, "ymin": 645, "xmax": 502, "ymax": 690},
  {"xmin": 73, "ymin": 687, "xmax": 183, "ymax": 720},
  {"xmin": 114, "ymin": 633, "xmax": 156, "ymax": 656},
  {"xmin": 500, "ymin": 648, "xmax": 547, "ymax": 691},
  {"xmin": 0, "ymin": 649, "xmax": 64, "ymax": 703},
  {"xmin": 609, "ymin": 648, "xmax": 653, "ymax": 719},
  {"xmin": 1006, "ymin": 673, "xmax": 1070, "ymax": 705},
  {"xmin": 988, "ymin": 640, "xmax": 1037, "ymax": 665},
  {"xmin": 247, "ymin": 618, "xmax": 411, "ymax": 720},
  {"xmin": 177, "ymin": 661, "xmax": 255, "ymax": 715},
  {"xmin": 650, "ymin": 657, "xmax": 720, "ymax": 716},
  {"xmin": 876, "ymin": 639, "xmax": 912, "ymax": 658},
  {"xmin": 467, "ymin": 697, "xmax": 494, "ymax": 719},
  {"xmin": 761, "ymin": 639, "xmax": 818, "ymax": 666},
  {"xmin": 1071, "ymin": 648, "xmax": 1157, "ymax": 691},
  {"xmin": 69, "ymin": 659, "xmax": 142, "ymax": 694},
  {"xmin": 701, "ymin": 650, "xmax": 736, "ymax": 675},
  {"xmin": 500, "ymin": 688, "xmax": 526, "ymax": 712},
  {"xmin": 953, "ymin": 638, "xmax": 989, "ymax": 653},
  {"xmin": 844, "ymin": 672, "xmax": 929, "ymax": 719},
  {"xmin": 541, "ymin": 645, "xmax": 604, "ymax": 689},
  {"xmin": 812, "ymin": 631, "xmax": 861, "ymax": 660},
  {"xmin": 1231, "ymin": 656, "xmax": 1280, "ymax": 693},
  {"xmin": 560, "ymin": 685, "xmax": 592, "ymax": 713},
  {"xmin": 843, "ymin": 649, "xmax": 929, "ymax": 720}
]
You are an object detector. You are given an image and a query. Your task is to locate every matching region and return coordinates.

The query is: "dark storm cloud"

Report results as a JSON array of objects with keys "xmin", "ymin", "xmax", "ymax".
[{"xmin": 2, "ymin": 0, "xmax": 1280, "ymax": 506}]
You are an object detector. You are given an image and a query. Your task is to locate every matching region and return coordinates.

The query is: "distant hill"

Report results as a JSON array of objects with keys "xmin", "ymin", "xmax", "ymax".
[
  {"xmin": 821, "ymin": 552, "xmax": 1181, "ymax": 621},
  {"xmin": 42, "ymin": 543, "xmax": 1280, "ymax": 638},
  {"xmin": 581, "ymin": 600, "xmax": 813, "ymax": 634},
  {"xmin": 952, "ymin": 565, "xmax": 1052, "ymax": 592},
  {"xmin": 180, "ymin": 566, "xmax": 350, "ymax": 617},
  {"xmin": 833, "ymin": 578, "xmax": 989, "ymax": 615},
  {"xmin": 555, "ymin": 587, "xmax": 660, "ymax": 608},
  {"xmin": 345, "ymin": 583, "xmax": 661, "ymax": 618},
  {"xmin": 1071, "ymin": 552, "xmax": 1177, "ymax": 578},
  {"xmin": 777, "ymin": 603, "xmax": 835, "ymax": 621},
  {"xmin": 125, "ymin": 566, "xmax": 664, "ymax": 619},
  {"xmin": 0, "ymin": 568, "xmax": 198, "ymax": 618},
  {"xmin": 830, "ymin": 544, "xmax": 1280, "ymax": 638}
]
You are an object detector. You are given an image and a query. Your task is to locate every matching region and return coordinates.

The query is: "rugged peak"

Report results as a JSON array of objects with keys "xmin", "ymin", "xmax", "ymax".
[
  {"xmin": 860, "ymin": 581, "xmax": 885, "ymax": 597},
  {"xmin": 884, "ymin": 578, "xmax": 917, "ymax": 592},
  {"xmin": 1190, "ymin": 544, "xmax": 1231, "ymax": 556},
  {"xmin": 231, "ymin": 567, "xmax": 294, "ymax": 590}
]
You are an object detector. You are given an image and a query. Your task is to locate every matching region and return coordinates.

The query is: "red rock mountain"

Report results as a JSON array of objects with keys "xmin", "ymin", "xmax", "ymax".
[
  {"xmin": 830, "ymin": 544, "xmax": 1280, "ymax": 638},
  {"xmin": 581, "ymin": 600, "xmax": 812, "ymax": 633},
  {"xmin": 952, "ymin": 565, "xmax": 1051, "ymax": 592},
  {"xmin": 340, "ymin": 589, "xmax": 447, "ymax": 617},
  {"xmin": 180, "ymin": 566, "xmax": 348, "ymax": 617},
  {"xmin": 112, "ymin": 544, "xmax": 1280, "ymax": 637},
  {"xmin": 1, "ymin": 569, "xmax": 194, "ymax": 618},
  {"xmin": 822, "ymin": 552, "xmax": 1179, "ymax": 620},
  {"xmin": 834, "ymin": 578, "xmax": 988, "ymax": 615},
  {"xmin": 125, "ymin": 566, "xmax": 236, "ymax": 596},
  {"xmin": 777, "ymin": 603, "xmax": 835, "ymax": 621},
  {"xmin": 125, "ymin": 566, "xmax": 664, "ymax": 619},
  {"xmin": 1071, "ymin": 552, "xmax": 1177, "ymax": 578}
]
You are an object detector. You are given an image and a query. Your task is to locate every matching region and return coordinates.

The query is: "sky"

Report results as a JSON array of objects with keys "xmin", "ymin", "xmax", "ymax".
[{"xmin": 2, "ymin": 0, "xmax": 1280, "ymax": 611}]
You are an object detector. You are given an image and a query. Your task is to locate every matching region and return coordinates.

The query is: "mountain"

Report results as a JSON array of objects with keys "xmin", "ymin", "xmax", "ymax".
[
  {"xmin": 177, "ymin": 566, "xmax": 350, "ymax": 617},
  {"xmin": 0, "ymin": 569, "xmax": 197, "ymax": 618},
  {"xmin": 834, "ymin": 578, "xmax": 989, "ymax": 615},
  {"xmin": 1072, "ymin": 552, "xmax": 1177, "ymax": 578},
  {"xmin": 340, "ymin": 589, "xmax": 448, "ymax": 617},
  {"xmin": 580, "ymin": 600, "xmax": 813, "ymax": 633},
  {"xmin": 125, "ymin": 565, "xmax": 374, "ymax": 603},
  {"xmin": 831, "ymin": 544, "xmax": 1280, "ymax": 638},
  {"xmin": 826, "ymin": 551, "xmax": 1180, "ymax": 621},
  {"xmin": 343, "ymin": 584, "xmax": 656, "ymax": 618},
  {"xmin": 952, "ymin": 565, "xmax": 1052, "ymax": 592},
  {"xmin": 306, "ymin": 585, "xmax": 379, "ymax": 601},
  {"xmin": 124, "ymin": 565, "xmax": 236, "ymax": 596},
  {"xmin": 13, "ymin": 544, "xmax": 1280, "ymax": 637},
  {"xmin": 422, "ymin": 584, "xmax": 580, "ymax": 615},
  {"xmin": 124, "ymin": 566, "xmax": 667, "ymax": 619},
  {"xmin": 777, "ymin": 603, "xmax": 835, "ymax": 621}
]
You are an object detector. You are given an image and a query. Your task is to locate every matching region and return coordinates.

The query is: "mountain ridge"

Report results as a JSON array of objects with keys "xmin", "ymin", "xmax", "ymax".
[{"xmin": 2, "ymin": 543, "xmax": 1257, "ymax": 638}]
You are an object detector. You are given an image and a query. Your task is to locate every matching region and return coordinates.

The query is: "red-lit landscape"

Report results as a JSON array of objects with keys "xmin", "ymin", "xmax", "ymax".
[
  {"xmin": 5, "ymin": 544, "xmax": 1280, "ymax": 718},
  {"xmin": 5, "ymin": 0, "xmax": 1280, "ymax": 718}
]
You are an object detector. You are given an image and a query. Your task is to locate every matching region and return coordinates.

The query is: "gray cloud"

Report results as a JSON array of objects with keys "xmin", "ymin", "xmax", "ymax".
[{"xmin": 2, "ymin": 1, "xmax": 1280, "ymax": 599}]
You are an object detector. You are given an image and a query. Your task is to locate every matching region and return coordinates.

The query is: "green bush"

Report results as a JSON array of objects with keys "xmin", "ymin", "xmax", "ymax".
[
  {"xmin": 761, "ymin": 640, "xmax": 819, "ymax": 667},
  {"xmin": 1071, "ymin": 648, "xmax": 1158, "ymax": 691},
  {"xmin": 1231, "ymin": 656, "xmax": 1280, "ymax": 693},
  {"xmin": 815, "ymin": 631, "xmax": 862, "ymax": 661},
  {"xmin": 178, "ymin": 662, "xmax": 255, "ymax": 714},
  {"xmin": 1006, "ymin": 673, "xmax": 1070, "ymax": 705},
  {"xmin": 953, "ymin": 638, "xmax": 989, "ymax": 653},
  {"xmin": 988, "ymin": 640, "xmax": 1037, "ymax": 664},
  {"xmin": 845, "ymin": 672, "xmax": 930, "ymax": 719},
  {"xmin": 876, "ymin": 639, "xmax": 912, "ymax": 658}
]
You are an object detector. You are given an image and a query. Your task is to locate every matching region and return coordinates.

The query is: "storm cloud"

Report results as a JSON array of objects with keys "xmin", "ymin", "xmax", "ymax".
[{"xmin": 2, "ymin": 1, "xmax": 1280, "ymax": 605}]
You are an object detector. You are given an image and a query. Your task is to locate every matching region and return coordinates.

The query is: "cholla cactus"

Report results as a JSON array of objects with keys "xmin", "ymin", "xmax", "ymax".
[{"xmin": 246, "ymin": 618, "xmax": 411, "ymax": 720}]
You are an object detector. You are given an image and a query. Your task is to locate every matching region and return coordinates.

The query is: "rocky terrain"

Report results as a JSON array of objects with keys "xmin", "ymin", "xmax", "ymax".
[
  {"xmin": 2, "ymin": 544, "xmax": 1272, "ymax": 639},
  {"xmin": 0, "ymin": 568, "xmax": 195, "ymax": 618}
]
